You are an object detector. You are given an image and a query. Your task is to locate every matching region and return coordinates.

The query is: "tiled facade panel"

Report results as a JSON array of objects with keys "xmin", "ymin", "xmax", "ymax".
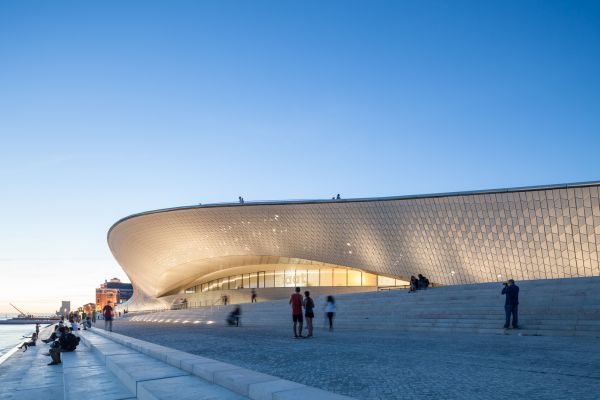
[{"xmin": 109, "ymin": 185, "xmax": 600, "ymax": 300}]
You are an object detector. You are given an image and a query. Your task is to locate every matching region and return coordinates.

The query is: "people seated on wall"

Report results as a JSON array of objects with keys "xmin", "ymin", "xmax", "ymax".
[
  {"xmin": 42, "ymin": 321, "xmax": 65, "ymax": 343},
  {"xmin": 417, "ymin": 274, "xmax": 430, "ymax": 289},
  {"xmin": 409, "ymin": 276, "xmax": 418, "ymax": 292},
  {"xmin": 47, "ymin": 326, "xmax": 80, "ymax": 366},
  {"xmin": 18, "ymin": 332, "xmax": 38, "ymax": 351}
]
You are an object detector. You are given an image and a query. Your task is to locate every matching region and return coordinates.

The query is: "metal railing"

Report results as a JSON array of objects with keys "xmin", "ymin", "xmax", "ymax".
[{"xmin": 377, "ymin": 285, "xmax": 411, "ymax": 291}]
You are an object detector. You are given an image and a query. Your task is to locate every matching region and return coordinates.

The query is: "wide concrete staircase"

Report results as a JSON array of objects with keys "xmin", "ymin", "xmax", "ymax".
[{"xmin": 128, "ymin": 277, "xmax": 600, "ymax": 337}]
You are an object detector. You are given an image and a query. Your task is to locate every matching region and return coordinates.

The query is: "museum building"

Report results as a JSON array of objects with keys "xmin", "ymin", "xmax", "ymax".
[{"xmin": 107, "ymin": 182, "xmax": 600, "ymax": 311}]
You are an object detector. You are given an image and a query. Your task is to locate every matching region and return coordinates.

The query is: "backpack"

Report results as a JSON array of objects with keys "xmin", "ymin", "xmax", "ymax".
[{"xmin": 61, "ymin": 333, "xmax": 79, "ymax": 351}]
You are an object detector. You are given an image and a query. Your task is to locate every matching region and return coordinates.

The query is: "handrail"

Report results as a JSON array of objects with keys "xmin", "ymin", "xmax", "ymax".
[{"xmin": 378, "ymin": 285, "xmax": 411, "ymax": 291}]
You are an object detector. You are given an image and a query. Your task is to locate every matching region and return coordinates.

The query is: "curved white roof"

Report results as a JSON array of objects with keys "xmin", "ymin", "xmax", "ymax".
[{"xmin": 108, "ymin": 182, "xmax": 600, "ymax": 302}]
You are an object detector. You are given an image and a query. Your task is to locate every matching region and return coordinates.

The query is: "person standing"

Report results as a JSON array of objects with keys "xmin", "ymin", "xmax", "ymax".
[
  {"xmin": 102, "ymin": 301, "xmax": 114, "ymax": 332},
  {"xmin": 324, "ymin": 295, "xmax": 336, "ymax": 331},
  {"xmin": 303, "ymin": 291, "xmax": 315, "ymax": 338},
  {"xmin": 92, "ymin": 310, "xmax": 97, "ymax": 324},
  {"xmin": 501, "ymin": 279, "xmax": 519, "ymax": 329},
  {"xmin": 289, "ymin": 287, "xmax": 304, "ymax": 338},
  {"xmin": 251, "ymin": 289, "xmax": 257, "ymax": 303}
]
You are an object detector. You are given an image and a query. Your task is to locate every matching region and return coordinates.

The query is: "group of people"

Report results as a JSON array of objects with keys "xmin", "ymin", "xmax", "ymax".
[
  {"xmin": 38, "ymin": 319, "xmax": 82, "ymax": 365},
  {"xmin": 289, "ymin": 287, "xmax": 336, "ymax": 338},
  {"xmin": 22, "ymin": 302, "xmax": 119, "ymax": 366},
  {"xmin": 409, "ymin": 274, "xmax": 430, "ymax": 292}
]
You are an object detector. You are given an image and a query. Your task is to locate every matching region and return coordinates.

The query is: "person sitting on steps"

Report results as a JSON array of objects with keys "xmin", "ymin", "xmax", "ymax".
[
  {"xmin": 18, "ymin": 332, "xmax": 37, "ymax": 351},
  {"xmin": 47, "ymin": 327, "xmax": 80, "ymax": 366},
  {"xmin": 227, "ymin": 306, "xmax": 242, "ymax": 326}
]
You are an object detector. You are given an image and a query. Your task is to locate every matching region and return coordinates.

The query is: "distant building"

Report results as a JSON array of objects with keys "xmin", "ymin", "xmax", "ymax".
[
  {"xmin": 95, "ymin": 277, "xmax": 133, "ymax": 311},
  {"xmin": 56, "ymin": 301, "xmax": 70, "ymax": 317},
  {"xmin": 81, "ymin": 303, "xmax": 96, "ymax": 314}
]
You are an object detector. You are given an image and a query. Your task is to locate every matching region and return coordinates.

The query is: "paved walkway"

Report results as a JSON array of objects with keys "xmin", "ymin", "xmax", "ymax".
[
  {"xmin": 0, "ymin": 328, "xmax": 63, "ymax": 400},
  {"xmin": 101, "ymin": 320, "xmax": 600, "ymax": 400},
  {"xmin": 0, "ymin": 327, "xmax": 135, "ymax": 400}
]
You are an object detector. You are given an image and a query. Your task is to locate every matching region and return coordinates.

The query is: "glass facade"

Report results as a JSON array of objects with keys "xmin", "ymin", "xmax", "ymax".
[{"xmin": 184, "ymin": 268, "xmax": 407, "ymax": 293}]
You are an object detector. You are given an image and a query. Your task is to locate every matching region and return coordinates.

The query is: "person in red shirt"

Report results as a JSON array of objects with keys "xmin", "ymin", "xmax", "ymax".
[
  {"xmin": 102, "ymin": 302, "xmax": 114, "ymax": 332},
  {"xmin": 289, "ymin": 287, "xmax": 304, "ymax": 338}
]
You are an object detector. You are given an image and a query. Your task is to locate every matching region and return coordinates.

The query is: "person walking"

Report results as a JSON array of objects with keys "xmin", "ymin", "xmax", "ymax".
[
  {"xmin": 289, "ymin": 287, "xmax": 304, "ymax": 338},
  {"xmin": 102, "ymin": 301, "xmax": 114, "ymax": 332},
  {"xmin": 324, "ymin": 295, "xmax": 336, "ymax": 331},
  {"xmin": 303, "ymin": 291, "xmax": 315, "ymax": 338},
  {"xmin": 501, "ymin": 279, "xmax": 519, "ymax": 329},
  {"xmin": 251, "ymin": 289, "xmax": 257, "ymax": 303}
]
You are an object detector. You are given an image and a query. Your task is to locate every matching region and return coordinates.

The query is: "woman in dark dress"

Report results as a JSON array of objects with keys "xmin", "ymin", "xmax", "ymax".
[{"xmin": 303, "ymin": 291, "xmax": 315, "ymax": 338}]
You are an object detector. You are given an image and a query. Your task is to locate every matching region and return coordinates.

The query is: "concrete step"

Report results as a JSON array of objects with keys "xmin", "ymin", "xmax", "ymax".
[
  {"xmin": 81, "ymin": 329, "xmax": 355, "ymax": 400},
  {"xmin": 78, "ymin": 331, "xmax": 246, "ymax": 399},
  {"xmin": 61, "ymin": 340, "xmax": 134, "ymax": 400},
  {"xmin": 126, "ymin": 277, "xmax": 600, "ymax": 338}
]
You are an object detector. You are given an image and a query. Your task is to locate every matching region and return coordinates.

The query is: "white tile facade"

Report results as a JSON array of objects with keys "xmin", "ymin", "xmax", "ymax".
[{"xmin": 108, "ymin": 184, "xmax": 600, "ymax": 303}]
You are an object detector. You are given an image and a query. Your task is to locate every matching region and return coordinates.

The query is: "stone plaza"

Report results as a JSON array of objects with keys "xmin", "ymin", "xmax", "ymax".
[{"xmin": 101, "ymin": 320, "xmax": 600, "ymax": 400}]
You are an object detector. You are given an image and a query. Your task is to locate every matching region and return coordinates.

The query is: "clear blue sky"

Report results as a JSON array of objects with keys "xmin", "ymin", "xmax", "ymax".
[{"xmin": 1, "ymin": 1, "xmax": 599, "ymax": 313}]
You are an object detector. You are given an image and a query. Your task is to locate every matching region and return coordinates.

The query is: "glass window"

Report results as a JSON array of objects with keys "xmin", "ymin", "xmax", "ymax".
[
  {"xmin": 348, "ymin": 270, "xmax": 362, "ymax": 286},
  {"xmin": 265, "ymin": 271, "xmax": 275, "ymax": 288},
  {"xmin": 274, "ymin": 270, "xmax": 285, "ymax": 287},
  {"xmin": 258, "ymin": 271, "xmax": 265, "ymax": 288},
  {"xmin": 209, "ymin": 280, "xmax": 218, "ymax": 291},
  {"xmin": 243, "ymin": 274, "xmax": 250, "ymax": 288},
  {"xmin": 284, "ymin": 270, "xmax": 296, "ymax": 287},
  {"xmin": 295, "ymin": 270, "xmax": 307, "ymax": 287},
  {"xmin": 185, "ymin": 287, "xmax": 195, "ymax": 294},
  {"xmin": 249, "ymin": 272, "xmax": 258, "ymax": 288},
  {"xmin": 218, "ymin": 277, "xmax": 228, "ymax": 290},
  {"xmin": 395, "ymin": 279, "xmax": 409, "ymax": 287},
  {"xmin": 333, "ymin": 268, "xmax": 347, "ymax": 286},
  {"xmin": 201, "ymin": 283, "xmax": 208, "ymax": 292},
  {"xmin": 362, "ymin": 272, "xmax": 377, "ymax": 286},
  {"xmin": 378, "ymin": 276, "xmax": 396, "ymax": 286},
  {"xmin": 320, "ymin": 269, "xmax": 333, "ymax": 286},
  {"xmin": 232, "ymin": 275, "xmax": 242, "ymax": 289},
  {"xmin": 307, "ymin": 269, "xmax": 319, "ymax": 286}
]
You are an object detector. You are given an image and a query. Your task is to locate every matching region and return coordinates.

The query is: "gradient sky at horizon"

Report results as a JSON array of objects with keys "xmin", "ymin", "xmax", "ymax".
[{"xmin": 1, "ymin": 1, "xmax": 599, "ymax": 313}]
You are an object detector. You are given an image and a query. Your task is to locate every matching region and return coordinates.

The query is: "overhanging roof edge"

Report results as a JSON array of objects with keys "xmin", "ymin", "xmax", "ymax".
[{"xmin": 106, "ymin": 180, "xmax": 600, "ymax": 242}]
